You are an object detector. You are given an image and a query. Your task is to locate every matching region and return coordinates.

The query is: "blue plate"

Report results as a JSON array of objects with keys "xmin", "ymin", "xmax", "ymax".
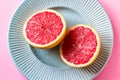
[{"xmin": 8, "ymin": 0, "xmax": 113, "ymax": 80}]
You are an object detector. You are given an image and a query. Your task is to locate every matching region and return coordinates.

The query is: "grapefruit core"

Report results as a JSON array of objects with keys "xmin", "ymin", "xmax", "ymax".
[
  {"xmin": 23, "ymin": 9, "xmax": 66, "ymax": 49},
  {"xmin": 60, "ymin": 24, "xmax": 100, "ymax": 68}
]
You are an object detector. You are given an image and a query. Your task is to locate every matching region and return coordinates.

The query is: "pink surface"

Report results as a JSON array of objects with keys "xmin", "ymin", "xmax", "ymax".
[{"xmin": 0, "ymin": 0, "xmax": 120, "ymax": 80}]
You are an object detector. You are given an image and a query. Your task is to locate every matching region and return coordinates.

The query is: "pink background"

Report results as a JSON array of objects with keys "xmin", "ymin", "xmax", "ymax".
[{"xmin": 0, "ymin": 0, "xmax": 120, "ymax": 80}]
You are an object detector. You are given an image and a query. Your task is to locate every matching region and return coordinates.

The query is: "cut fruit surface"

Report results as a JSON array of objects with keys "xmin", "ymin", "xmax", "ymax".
[
  {"xmin": 23, "ymin": 9, "xmax": 66, "ymax": 49},
  {"xmin": 60, "ymin": 24, "xmax": 100, "ymax": 68}
]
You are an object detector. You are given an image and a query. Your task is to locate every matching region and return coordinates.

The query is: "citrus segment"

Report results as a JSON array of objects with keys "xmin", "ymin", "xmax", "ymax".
[
  {"xmin": 23, "ymin": 9, "xmax": 66, "ymax": 49},
  {"xmin": 60, "ymin": 24, "xmax": 100, "ymax": 67}
]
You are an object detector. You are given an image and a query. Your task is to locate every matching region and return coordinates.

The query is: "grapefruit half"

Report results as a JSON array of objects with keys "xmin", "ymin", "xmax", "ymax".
[
  {"xmin": 23, "ymin": 9, "xmax": 66, "ymax": 49},
  {"xmin": 60, "ymin": 24, "xmax": 100, "ymax": 68}
]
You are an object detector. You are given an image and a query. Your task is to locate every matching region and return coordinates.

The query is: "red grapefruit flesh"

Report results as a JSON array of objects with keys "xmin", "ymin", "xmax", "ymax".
[
  {"xmin": 23, "ymin": 9, "xmax": 66, "ymax": 49},
  {"xmin": 60, "ymin": 24, "xmax": 100, "ymax": 67}
]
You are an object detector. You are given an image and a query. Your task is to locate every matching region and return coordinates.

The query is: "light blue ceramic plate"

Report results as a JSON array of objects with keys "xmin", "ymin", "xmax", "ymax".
[{"xmin": 8, "ymin": 0, "xmax": 113, "ymax": 80}]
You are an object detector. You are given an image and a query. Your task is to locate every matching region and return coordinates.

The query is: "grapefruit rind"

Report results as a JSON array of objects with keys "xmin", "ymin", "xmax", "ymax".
[
  {"xmin": 23, "ymin": 9, "xmax": 66, "ymax": 49},
  {"xmin": 60, "ymin": 24, "xmax": 100, "ymax": 68}
]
